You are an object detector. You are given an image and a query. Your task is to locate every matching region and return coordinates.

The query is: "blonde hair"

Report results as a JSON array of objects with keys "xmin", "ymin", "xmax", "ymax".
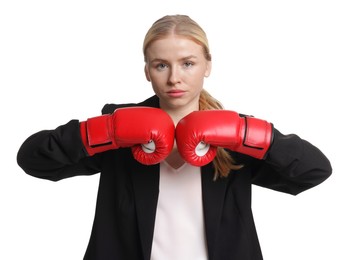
[
  {"xmin": 143, "ymin": 15, "xmax": 242, "ymax": 179},
  {"xmin": 199, "ymin": 89, "xmax": 243, "ymax": 179},
  {"xmin": 143, "ymin": 14, "xmax": 211, "ymax": 62}
]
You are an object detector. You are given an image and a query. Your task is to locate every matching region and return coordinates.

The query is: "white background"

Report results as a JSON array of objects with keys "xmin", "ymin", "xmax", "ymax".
[{"xmin": 1, "ymin": 0, "xmax": 344, "ymax": 259}]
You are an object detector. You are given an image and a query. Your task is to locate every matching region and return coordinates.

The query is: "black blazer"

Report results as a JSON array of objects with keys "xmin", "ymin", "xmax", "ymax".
[{"xmin": 17, "ymin": 95, "xmax": 332, "ymax": 260}]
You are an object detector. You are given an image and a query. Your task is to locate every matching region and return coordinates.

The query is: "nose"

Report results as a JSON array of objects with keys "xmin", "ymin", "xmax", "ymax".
[{"xmin": 168, "ymin": 66, "xmax": 181, "ymax": 86}]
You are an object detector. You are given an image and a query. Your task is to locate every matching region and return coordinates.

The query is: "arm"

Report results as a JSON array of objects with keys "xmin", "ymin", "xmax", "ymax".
[
  {"xmin": 175, "ymin": 110, "xmax": 332, "ymax": 195},
  {"xmin": 250, "ymin": 129, "xmax": 332, "ymax": 195},
  {"xmin": 17, "ymin": 106, "xmax": 175, "ymax": 181},
  {"xmin": 17, "ymin": 120, "xmax": 101, "ymax": 181}
]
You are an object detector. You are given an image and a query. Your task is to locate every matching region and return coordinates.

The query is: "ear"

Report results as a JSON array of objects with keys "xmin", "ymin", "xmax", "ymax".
[
  {"xmin": 204, "ymin": 60, "xmax": 212, "ymax": 78},
  {"xmin": 144, "ymin": 64, "xmax": 151, "ymax": 82}
]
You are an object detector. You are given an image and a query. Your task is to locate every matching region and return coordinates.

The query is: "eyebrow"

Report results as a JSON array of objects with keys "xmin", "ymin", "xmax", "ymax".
[{"xmin": 150, "ymin": 55, "xmax": 198, "ymax": 63}]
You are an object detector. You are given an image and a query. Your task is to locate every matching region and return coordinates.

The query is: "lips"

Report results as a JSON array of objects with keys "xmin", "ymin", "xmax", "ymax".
[{"xmin": 167, "ymin": 89, "xmax": 185, "ymax": 97}]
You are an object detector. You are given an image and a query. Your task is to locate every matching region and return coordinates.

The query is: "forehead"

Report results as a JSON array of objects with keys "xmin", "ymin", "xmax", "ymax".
[{"xmin": 146, "ymin": 35, "xmax": 204, "ymax": 60}]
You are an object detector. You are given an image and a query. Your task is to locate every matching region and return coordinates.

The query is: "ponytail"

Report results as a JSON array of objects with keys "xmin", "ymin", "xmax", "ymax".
[{"xmin": 199, "ymin": 89, "xmax": 243, "ymax": 179}]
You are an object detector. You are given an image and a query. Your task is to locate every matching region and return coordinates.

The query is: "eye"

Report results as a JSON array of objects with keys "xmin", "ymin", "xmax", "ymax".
[
  {"xmin": 184, "ymin": 61, "xmax": 194, "ymax": 68},
  {"xmin": 156, "ymin": 63, "xmax": 168, "ymax": 71}
]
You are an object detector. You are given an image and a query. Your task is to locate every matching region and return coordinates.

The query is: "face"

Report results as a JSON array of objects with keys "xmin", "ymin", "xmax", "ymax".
[{"xmin": 144, "ymin": 35, "xmax": 211, "ymax": 113}]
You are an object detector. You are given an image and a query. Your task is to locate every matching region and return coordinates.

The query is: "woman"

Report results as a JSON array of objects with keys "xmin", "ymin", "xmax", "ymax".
[{"xmin": 17, "ymin": 15, "xmax": 332, "ymax": 260}]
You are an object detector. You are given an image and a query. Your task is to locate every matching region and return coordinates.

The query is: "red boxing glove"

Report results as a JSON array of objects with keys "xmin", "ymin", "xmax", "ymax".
[
  {"xmin": 175, "ymin": 110, "xmax": 273, "ymax": 166},
  {"xmin": 80, "ymin": 107, "xmax": 175, "ymax": 165}
]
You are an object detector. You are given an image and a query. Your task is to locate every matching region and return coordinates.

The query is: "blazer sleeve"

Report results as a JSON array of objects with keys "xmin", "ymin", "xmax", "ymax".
[
  {"xmin": 17, "ymin": 119, "xmax": 102, "ymax": 182},
  {"xmin": 249, "ymin": 128, "xmax": 332, "ymax": 195},
  {"xmin": 16, "ymin": 96, "xmax": 160, "ymax": 182}
]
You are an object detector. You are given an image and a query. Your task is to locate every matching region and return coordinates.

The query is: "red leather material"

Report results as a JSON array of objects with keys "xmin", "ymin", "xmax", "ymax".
[
  {"xmin": 87, "ymin": 115, "xmax": 113, "ymax": 147},
  {"xmin": 80, "ymin": 107, "xmax": 175, "ymax": 165},
  {"xmin": 113, "ymin": 107, "xmax": 175, "ymax": 165},
  {"xmin": 237, "ymin": 117, "xmax": 273, "ymax": 159},
  {"xmin": 176, "ymin": 110, "xmax": 273, "ymax": 166}
]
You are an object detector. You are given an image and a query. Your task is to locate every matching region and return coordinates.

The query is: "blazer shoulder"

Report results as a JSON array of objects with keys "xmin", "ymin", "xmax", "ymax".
[{"xmin": 101, "ymin": 95, "xmax": 159, "ymax": 115}]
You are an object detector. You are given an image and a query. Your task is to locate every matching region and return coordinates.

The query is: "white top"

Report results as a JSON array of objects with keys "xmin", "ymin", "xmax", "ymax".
[{"xmin": 150, "ymin": 161, "xmax": 208, "ymax": 260}]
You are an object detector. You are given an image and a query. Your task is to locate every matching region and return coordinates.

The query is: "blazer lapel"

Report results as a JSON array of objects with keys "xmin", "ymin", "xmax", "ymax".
[
  {"xmin": 130, "ymin": 159, "xmax": 160, "ymax": 260},
  {"xmin": 128, "ymin": 140, "xmax": 230, "ymax": 260},
  {"xmin": 201, "ymin": 164, "xmax": 231, "ymax": 259}
]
